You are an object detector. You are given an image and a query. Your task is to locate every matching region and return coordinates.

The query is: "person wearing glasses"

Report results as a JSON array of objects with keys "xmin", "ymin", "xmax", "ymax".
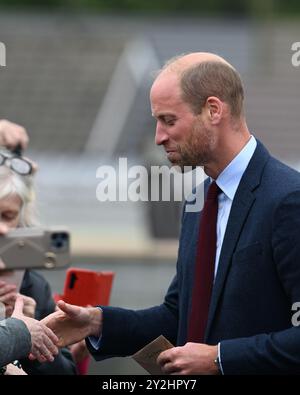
[
  {"xmin": 0, "ymin": 119, "xmax": 61, "ymax": 373},
  {"xmin": 0, "ymin": 147, "xmax": 33, "ymax": 176},
  {"xmin": 0, "ymin": 149, "xmax": 77, "ymax": 375}
]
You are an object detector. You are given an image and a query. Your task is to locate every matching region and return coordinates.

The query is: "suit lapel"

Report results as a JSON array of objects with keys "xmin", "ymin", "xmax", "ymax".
[{"xmin": 204, "ymin": 141, "xmax": 270, "ymax": 340}]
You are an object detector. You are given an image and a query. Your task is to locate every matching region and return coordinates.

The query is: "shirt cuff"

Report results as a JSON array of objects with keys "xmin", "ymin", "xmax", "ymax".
[
  {"xmin": 87, "ymin": 307, "xmax": 103, "ymax": 351},
  {"xmin": 218, "ymin": 342, "xmax": 225, "ymax": 375}
]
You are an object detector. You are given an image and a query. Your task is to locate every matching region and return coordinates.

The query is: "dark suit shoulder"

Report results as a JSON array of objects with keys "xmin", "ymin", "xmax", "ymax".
[{"xmin": 262, "ymin": 156, "xmax": 300, "ymax": 196}]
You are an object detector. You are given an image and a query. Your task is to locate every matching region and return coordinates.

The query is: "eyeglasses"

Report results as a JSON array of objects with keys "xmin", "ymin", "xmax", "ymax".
[{"xmin": 0, "ymin": 152, "xmax": 33, "ymax": 175}]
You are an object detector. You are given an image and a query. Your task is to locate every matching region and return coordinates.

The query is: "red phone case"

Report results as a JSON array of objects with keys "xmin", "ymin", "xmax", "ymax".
[{"xmin": 55, "ymin": 268, "xmax": 115, "ymax": 307}]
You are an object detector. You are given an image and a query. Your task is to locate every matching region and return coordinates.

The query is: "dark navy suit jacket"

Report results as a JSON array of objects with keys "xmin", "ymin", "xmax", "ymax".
[{"xmin": 88, "ymin": 141, "xmax": 300, "ymax": 374}]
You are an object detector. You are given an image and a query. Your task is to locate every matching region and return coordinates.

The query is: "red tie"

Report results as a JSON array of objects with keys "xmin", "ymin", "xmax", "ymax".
[{"xmin": 187, "ymin": 181, "xmax": 220, "ymax": 343}]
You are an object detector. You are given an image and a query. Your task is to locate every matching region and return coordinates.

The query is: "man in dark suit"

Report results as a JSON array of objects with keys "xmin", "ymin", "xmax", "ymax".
[{"xmin": 43, "ymin": 52, "xmax": 300, "ymax": 374}]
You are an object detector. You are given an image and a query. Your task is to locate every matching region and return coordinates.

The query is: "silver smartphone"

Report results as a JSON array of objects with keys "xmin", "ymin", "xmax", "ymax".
[{"xmin": 0, "ymin": 228, "xmax": 71, "ymax": 270}]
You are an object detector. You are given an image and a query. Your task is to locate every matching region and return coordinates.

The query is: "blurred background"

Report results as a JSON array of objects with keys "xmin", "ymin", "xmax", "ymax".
[{"xmin": 0, "ymin": 0, "xmax": 300, "ymax": 374}]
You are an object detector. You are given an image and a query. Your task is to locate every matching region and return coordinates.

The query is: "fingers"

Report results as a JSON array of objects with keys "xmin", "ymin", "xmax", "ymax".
[
  {"xmin": 29, "ymin": 322, "xmax": 59, "ymax": 363},
  {"xmin": 11, "ymin": 294, "xmax": 24, "ymax": 317},
  {"xmin": 28, "ymin": 352, "xmax": 38, "ymax": 361},
  {"xmin": 23, "ymin": 156, "xmax": 38, "ymax": 174},
  {"xmin": 157, "ymin": 349, "xmax": 171, "ymax": 367},
  {"xmin": 11, "ymin": 299, "xmax": 60, "ymax": 364},
  {"xmin": 5, "ymin": 305, "xmax": 14, "ymax": 317},
  {"xmin": 28, "ymin": 351, "xmax": 52, "ymax": 364},
  {"xmin": 20, "ymin": 294, "xmax": 37, "ymax": 309},
  {"xmin": 0, "ymin": 290, "xmax": 17, "ymax": 318},
  {"xmin": 31, "ymin": 348, "xmax": 54, "ymax": 363},
  {"xmin": 157, "ymin": 354, "xmax": 180, "ymax": 375},
  {"xmin": 34, "ymin": 335, "xmax": 58, "ymax": 363},
  {"xmin": 56, "ymin": 300, "xmax": 81, "ymax": 318},
  {"xmin": 0, "ymin": 291, "xmax": 17, "ymax": 305},
  {"xmin": 156, "ymin": 349, "xmax": 182, "ymax": 374},
  {"xmin": 19, "ymin": 294, "xmax": 35, "ymax": 303},
  {"xmin": 0, "ymin": 224, "xmax": 9, "ymax": 236},
  {"xmin": 0, "ymin": 119, "xmax": 29, "ymax": 150},
  {"xmin": 0, "ymin": 282, "xmax": 17, "ymax": 297},
  {"xmin": 21, "ymin": 295, "xmax": 37, "ymax": 318},
  {"xmin": 43, "ymin": 324, "xmax": 59, "ymax": 345},
  {"xmin": 0, "ymin": 290, "xmax": 36, "ymax": 318}
]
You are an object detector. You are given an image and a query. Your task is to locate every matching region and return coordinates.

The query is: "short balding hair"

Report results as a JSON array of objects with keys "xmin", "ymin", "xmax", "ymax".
[{"xmin": 180, "ymin": 61, "xmax": 244, "ymax": 118}]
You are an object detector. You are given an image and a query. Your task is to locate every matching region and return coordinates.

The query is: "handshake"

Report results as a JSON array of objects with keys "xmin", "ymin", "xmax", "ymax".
[{"xmin": 11, "ymin": 296, "xmax": 103, "ymax": 364}]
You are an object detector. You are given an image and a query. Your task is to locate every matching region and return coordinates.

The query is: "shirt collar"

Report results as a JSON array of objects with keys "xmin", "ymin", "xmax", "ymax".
[{"xmin": 215, "ymin": 135, "xmax": 257, "ymax": 200}]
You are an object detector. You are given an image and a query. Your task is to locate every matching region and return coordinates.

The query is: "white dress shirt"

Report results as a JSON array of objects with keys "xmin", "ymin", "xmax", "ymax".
[
  {"xmin": 214, "ymin": 135, "xmax": 257, "ymax": 277},
  {"xmin": 214, "ymin": 135, "xmax": 257, "ymax": 373}
]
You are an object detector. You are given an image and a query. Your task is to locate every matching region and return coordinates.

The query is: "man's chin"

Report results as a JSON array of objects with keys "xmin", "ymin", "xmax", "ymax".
[
  {"xmin": 166, "ymin": 159, "xmax": 184, "ymax": 172},
  {"xmin": 166, "ymin": 151, "xmax": 178, "ymax": 161},
  {"xmin": 166, "ymin": 153, "xmax": 198, "ymax": 171}
]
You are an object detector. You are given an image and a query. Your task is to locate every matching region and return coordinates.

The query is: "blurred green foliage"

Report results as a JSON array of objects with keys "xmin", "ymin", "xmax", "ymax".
[{"xmin": 0, "ymin": 0, "xmax": 299, "ymax": 16}]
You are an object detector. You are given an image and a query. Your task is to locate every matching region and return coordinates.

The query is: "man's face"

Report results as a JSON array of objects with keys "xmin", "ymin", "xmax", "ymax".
[{"xmin": 150, "ymin": 72, "xmax": 216, "ymax": 168}]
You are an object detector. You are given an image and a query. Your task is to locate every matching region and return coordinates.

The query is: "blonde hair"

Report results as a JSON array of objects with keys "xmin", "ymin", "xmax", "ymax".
[{"xmin": 0, "ymin": 166, "xmax": 37, "ymax": 227}]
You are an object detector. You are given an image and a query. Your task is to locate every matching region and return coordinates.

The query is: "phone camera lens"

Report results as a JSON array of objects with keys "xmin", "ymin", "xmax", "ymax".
[{"xmin": 51, "ymin": 233, "xmax": 68, "ymax": 249}]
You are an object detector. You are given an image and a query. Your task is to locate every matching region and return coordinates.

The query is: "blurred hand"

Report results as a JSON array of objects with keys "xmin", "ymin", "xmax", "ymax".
[
  {"xmin": 0, "ymin": 119, "xmax": 29, "ymax": 151},
  {"xmin": 12, "ymin": 295, "xmax": 59, "ymax": 363},
  {"xmin": 69, "ymin": 339, "xmax": 90, "ymax": 364},
  {"xmin": 19, "ymin": 294, "xmax": 36, "ymax": 318},
  {"xmin": 0, "ymin": 280, "xmax": 17, "ymax": 317},
  {"xmin": 23, "ymin": 156, "xmax": 38, "ymax": 174},
  {"xmin": 0, "ymin": 281, "xmax": 36, "ymax": 318},
  {"xmin": 42, "ymin": 300, "xmax": 103, "ymax": 347}
]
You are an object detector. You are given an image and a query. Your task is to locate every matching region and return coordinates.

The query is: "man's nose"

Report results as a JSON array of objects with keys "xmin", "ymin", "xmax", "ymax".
[
  {"xmin": 155, "ymin": 123, "xmax": 169, "ymax": 146},
  {"xmin": 0, "ymin": 223, "xmax": 9, "ymax": 236}
]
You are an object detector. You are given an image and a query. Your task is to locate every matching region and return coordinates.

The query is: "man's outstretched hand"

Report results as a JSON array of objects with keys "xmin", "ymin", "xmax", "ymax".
[{"xmin": 41, "ymin": 300, "xmax": 103, "ymax": 347}]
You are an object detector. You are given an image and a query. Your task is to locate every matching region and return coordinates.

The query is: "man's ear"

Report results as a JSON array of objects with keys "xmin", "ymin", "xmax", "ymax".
[{"xmin": 205, "ymin": 96, "xmax": 224, "ymax": 125}]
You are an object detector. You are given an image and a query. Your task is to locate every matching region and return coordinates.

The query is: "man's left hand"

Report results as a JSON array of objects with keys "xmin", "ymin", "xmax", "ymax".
[{"xmin": 157, "ymin": 342, "xmax": 219, "ymax": 375}]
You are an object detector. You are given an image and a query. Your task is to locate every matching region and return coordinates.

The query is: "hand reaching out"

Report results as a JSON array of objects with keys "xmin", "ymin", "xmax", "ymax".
[
  {"xmin": 12, "ymin": 295, "xmax": 59, "ymax": 363},
  {"xmin": 42, "ymin": 300, "xmax": 103, "ymax": 347}
]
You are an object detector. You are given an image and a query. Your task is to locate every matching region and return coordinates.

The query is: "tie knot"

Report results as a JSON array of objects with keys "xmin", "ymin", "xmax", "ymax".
[{"xmin": 206, "ymin": 181, "xmax": 221, "ymax": 200}]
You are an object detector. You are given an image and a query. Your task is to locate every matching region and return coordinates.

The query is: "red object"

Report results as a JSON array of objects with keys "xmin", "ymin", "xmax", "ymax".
[
  {"xmin": 188, "ymin": 182, "xmax": 220, "ymax": 343},
  {"xmin": 54, "ymin": 268, "xmax": 115, "ymax": 307},
  {"xmin": 53, "ymin": 268, "xmax": 115, "ymax": 375},
  {"xmin": 76, "ymin": 357, "xmax": 90, "ymax": 376}
]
